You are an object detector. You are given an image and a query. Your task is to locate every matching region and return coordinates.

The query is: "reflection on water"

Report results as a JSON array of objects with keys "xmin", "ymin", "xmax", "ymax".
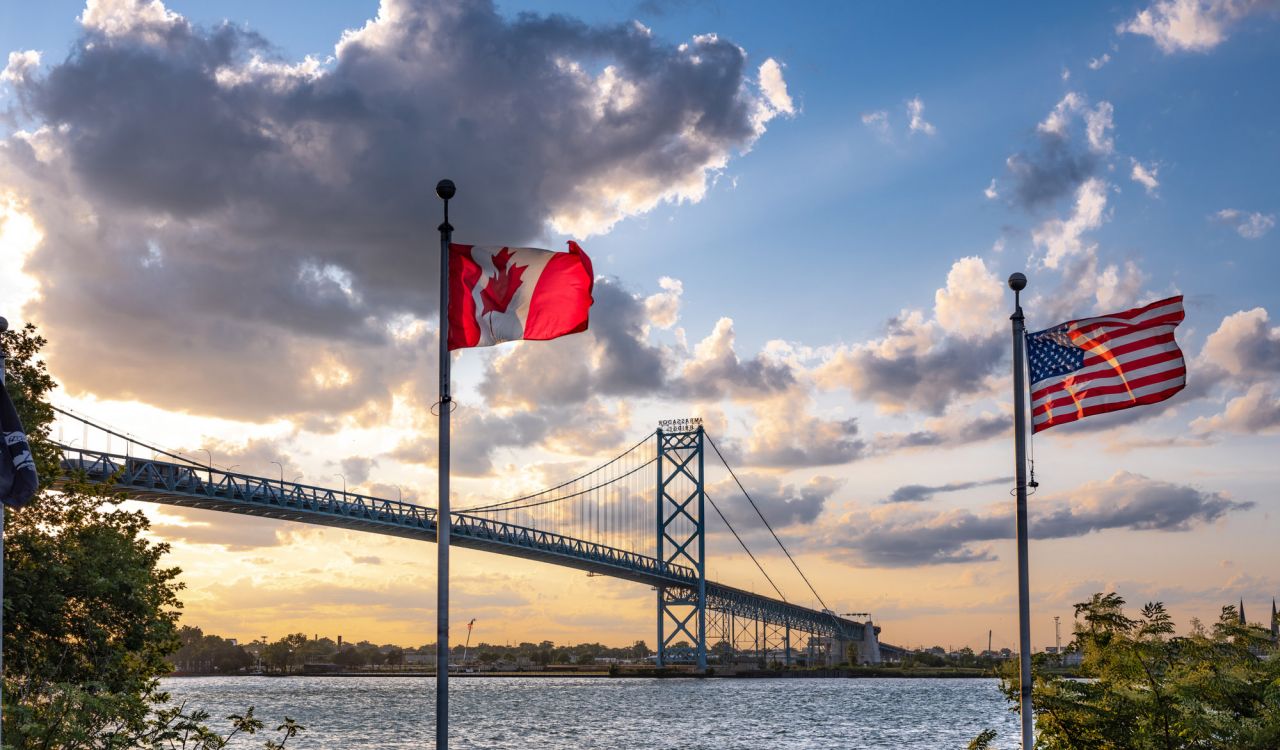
[{"xmin": 160, "ymin": 675, "xmax": 1021, "ymax": 749}]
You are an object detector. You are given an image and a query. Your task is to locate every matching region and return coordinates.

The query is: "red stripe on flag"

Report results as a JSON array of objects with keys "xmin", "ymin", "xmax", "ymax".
[
  {"xmin": 447, "ymin": 243, "xmax": 484, "ymax": 350},
  {"xmin": 1066, "ymin": 296, "xmax": 1184, "ymax": 335},
  {"xmin": 1032, "ymin": 365, "xmax": 1186, "ymax": 415},
  {"xmin": 1032, "ymin": 382, "xmax": 1185, "ymax": 433},
  {"xmin": 523, "ymin": 241, "xmax": 594, "ymax": 342}
]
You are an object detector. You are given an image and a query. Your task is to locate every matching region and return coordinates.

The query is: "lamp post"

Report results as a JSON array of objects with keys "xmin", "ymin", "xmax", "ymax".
[
  {"xmin": 334, "ymin": 473, "xmax": 347, "ymax": 495},
  {"xmin": 200, "ymin": 448, "xmax": 212, "ymax": 486}
]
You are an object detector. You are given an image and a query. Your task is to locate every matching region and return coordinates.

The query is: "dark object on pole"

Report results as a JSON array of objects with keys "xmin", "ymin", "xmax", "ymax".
[
  {"xmin": 435, "ymin": 179, "xmax": 454, "ymax": 750},
  {"xmin": 1008, "ymin": 272, "xmax": 1034, "ymax": 749}
]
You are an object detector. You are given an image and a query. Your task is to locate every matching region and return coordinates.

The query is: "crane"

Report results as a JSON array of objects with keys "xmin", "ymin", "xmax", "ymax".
[{"xmin": 460, "ymin": 618, "xmax": 477, "ymax": 671}]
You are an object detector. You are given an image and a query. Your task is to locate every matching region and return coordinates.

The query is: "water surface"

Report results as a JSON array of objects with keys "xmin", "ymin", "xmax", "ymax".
[{"xmin": 160, "ymin": 675, "xmax": 1021, "ymax": 749}]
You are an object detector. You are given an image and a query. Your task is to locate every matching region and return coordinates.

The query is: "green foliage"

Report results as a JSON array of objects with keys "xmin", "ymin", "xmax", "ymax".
[
  {"xmin": 1000, "ymin": 592, "xmax": 1280, "ymax": 750},
  {"xmin": 967, "ymin": 729, "xmax": 998, "ymax": 750},
  {"xmin": 1, "ymin": 323, "xmax": 302, "ymax": 748},
  {"xmin": 170, "ymin": 627, "xmax": 253, "ymax": 674}
]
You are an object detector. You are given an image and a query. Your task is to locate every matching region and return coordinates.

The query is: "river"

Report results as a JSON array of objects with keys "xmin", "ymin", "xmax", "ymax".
[{"xmin": 160, "ymin": 675, "xmax": 1021, "ymax": 749}]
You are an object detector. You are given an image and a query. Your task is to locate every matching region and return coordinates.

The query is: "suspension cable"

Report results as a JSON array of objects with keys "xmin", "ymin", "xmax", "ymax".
[
  {"xmin": 705, "ymin": 490, "xmax": 787, "ymax": 603},
  {"xmin": 705, "ymin": 432, "xmax": 839, "ymax": 620},
  {"xmin": 461, "ymin": 456, "xmax": 657, "ymax": 514},
  {"xmin": 51, "ymin": 405, "xmax": 212, "ymax": 469},
  {"xmin": 456, "ymin": 431, "xmax": 656, "ymax": 512}
]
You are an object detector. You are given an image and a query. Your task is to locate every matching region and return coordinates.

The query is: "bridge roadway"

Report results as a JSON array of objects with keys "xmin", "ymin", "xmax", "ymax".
[{"xmin": 56, "ymin": 445, "xmax": 873, "ymax": 645}]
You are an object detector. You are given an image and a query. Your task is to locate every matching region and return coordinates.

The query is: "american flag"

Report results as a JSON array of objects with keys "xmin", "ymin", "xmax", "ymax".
[{"xmin": 1027, "ymin": 295, "xmax": 1186, "ymax": 433}]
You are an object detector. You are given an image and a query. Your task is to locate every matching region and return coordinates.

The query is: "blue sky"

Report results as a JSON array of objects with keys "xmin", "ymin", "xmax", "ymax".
[{"xmin": 2, "ymin": 0, "xmax": 1278, "ymax": 649}]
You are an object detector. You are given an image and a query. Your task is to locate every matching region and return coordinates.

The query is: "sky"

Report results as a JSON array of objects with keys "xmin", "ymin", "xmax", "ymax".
[{"xmin": 1, "ymin": 0, "xmax": 1278, "ymax": 652}]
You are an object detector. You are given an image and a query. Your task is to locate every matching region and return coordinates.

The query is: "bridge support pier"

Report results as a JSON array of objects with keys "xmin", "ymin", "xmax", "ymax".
[{"xmin": 655, "ymin": 427, "xmax": 706, "ymax": 670}]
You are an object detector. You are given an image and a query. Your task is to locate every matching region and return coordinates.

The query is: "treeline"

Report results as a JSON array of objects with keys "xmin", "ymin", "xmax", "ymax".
[{"xmin": 168, "ymin": 626, "xmax": 653, "ymax": 674}]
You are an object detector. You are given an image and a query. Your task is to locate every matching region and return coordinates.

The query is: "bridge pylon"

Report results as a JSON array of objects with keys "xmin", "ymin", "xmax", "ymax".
[{"xmin": 655, "ymin": 425, "xmax": 706, "ymax": 670}]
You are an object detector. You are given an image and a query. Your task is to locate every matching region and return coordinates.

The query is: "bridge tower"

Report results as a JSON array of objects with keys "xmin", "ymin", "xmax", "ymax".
[{"xmin": 655, "ymin": 425, "xmax": 706, "ymax": 670}]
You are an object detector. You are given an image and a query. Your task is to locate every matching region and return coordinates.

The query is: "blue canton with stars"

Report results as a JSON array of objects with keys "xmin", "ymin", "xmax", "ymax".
[{"xmin": 1027, "ymin": 325, "xmax": 1085, "ymax": 386}]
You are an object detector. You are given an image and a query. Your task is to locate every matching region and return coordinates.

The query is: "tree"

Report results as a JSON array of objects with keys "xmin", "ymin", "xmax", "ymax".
[
  {"xmin": 995, "ymin": 592, "xmax": 1280, "ymax": 749},
  {"xmin": 2, "ymin": 322, "xmax": 303, "ymax": 748}
]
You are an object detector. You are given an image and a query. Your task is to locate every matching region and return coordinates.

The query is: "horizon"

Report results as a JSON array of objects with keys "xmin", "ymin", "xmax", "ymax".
[{"xmin": 2, "ymin": 0, "xmax": 1278, "ymax": 654}]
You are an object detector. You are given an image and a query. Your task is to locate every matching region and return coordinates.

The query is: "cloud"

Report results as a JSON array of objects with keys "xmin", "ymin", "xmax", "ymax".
[
  {"xmin": 1199, "ymin": 307, "xmax": 1280, "ymax": 381},
  {"xmin": 1191, "ymin": 383, "xmax": 1280, "ymax": 434},
  {"xmin": 984, "ymin": 179, "xmax": 999, "ymax": 200},
  {"xmin": 678, "ymin": 317, "xmax": 795, "ymax": 400},
  {"xmin": 829, "ymin": 471, "xmax": 1253, "ymax": 567},
  {"xmin": 1120, "ymin": 0, "xmax": 1276, "ymax": 54},
  {"xmin": 1213, "ymin": 209, "xmax": 1276, "ymax": 239},
  {"xmin": 1087, "ymin": 53, "xmax": 1111, "ymax": 70},
  {"xmin": 2, "ymin": 0, "xmax": 789, "ymax": 423},
  {"xmin": 739, "ymin": 394, "xmax": 868, "ymax": 468},
  {"xmin": 2, "ymin": 50, "xmax": 41, "ymax": 83},
  {"xmin": 1008, "ymin": 93, "xmax": 1113, "ymax": 210},
  {"xmin": 861, "ymin": 110, "xmax": 890, "ymax": 138},
  {"xmin": 818, "ymin": 257, "xmax": 1006, "ymax": 415},
  {"xmin": 933, "ymin": 256, "xmax": 1005, "ymax": 341},
  {"xmin": 757, "ymin": 58, "xmax": 795, "ymax": 118},
  {"xmin": 340, "ymin": 456, "xmax": 379, "ymax": 485},
  {"xmin": 906, "ymin": 96, "xmax": 936, "ymax": 135},
  {"xmin": 1033, "ymin": 177, "xmax": 1108, "ymax": 268},
  {"xmin": 643, "ymin": 276, "xmax": 683, "ymax": 330},
  {"xmin": 1130, "ymin": 158, "xmax": 1160, "ymax": 194},
  {"xmin": 709, "ymin": 474, "xmax": 840, "ymax": 527},
  {"xmin": 882, "ymin": 476, "xmax": 1011, "ymax": 504},
  {"xmin": 874, "ymin": 412, "xmax": 1007, "ymax": 451}
]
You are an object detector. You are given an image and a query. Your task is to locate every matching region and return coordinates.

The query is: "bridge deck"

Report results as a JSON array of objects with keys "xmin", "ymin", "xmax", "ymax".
[{"xmin": 57, "ymin": 446, "xmax": 869, "ymax": 641}]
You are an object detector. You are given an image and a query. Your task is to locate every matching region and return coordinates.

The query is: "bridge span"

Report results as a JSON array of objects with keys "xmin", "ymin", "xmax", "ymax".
[{"xmin": 53, "ymin": 421, "xmax": 881, "ymax": 667}]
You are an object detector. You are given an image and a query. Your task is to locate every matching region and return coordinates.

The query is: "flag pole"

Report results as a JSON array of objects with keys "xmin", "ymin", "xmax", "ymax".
[
  {"xmin": 434, "ymin": 180, "xmax": 455, "ymax": 750},
  {"xmin": 1008, "ymin": 272, "xmax": 1034, "ymax": 749}
]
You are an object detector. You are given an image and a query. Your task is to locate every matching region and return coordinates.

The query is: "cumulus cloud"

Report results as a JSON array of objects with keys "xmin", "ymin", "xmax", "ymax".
[
  {"xmin": 643, "ymin": 276, "xmax": 684, "ymax": 330},
  {"xmin": 1120, "ymin": 0, "xmax": 1276, "ymax": 54},
  {"xmin": 984, "ymin": 179, "xmax": 999, "ymax": 200},
  {"xmin": 829, "ymin": 471, "xmax": 1252, "ymax": 567},
  {"xmin": 906, "ymin": 96, "xmax": 936, "ymax": 135},
  {"xmin": 882, "ymin": 476, "xmax": 1011, "ymax": 504},
  {"xmin": 933, "ymin": 256, "xmax": 1004, "ymax": 340},
  {"xmin": 2, "ymin": 50, "xmax": 41, "ymax": 83},
  {"xmin": 1213, "ymin": 209, "xmax": 1276, "ymax": 239},
  {"xmin": 1, "ymin": 0, "xmax": 790, "ymax": 423},
  {"xmin": 1130, "ymin": 158, "xmax": 1160, "ymax": 194},
  {"xmin": 874, "ymin": 412, "xmax": 1007, "ymax": 452},
  {"xmin": 1033, "ymin": 177, "xmax": 1108, "ymax": 269},
  {"xmin": 678, "ymin": 318, "xmax": 795, "ymax": 400},
  {"xmin": 818, "ymin": 257, "xmax": 1005, "ymax": 415},
  {"xmin": 739, "ymin": 395, "xmax": 867, "ymax": 468},
  {"xmin": 1087, "ymin": 53, "xmax": 1111, "ymax": 70},
  {"xmin": 1198, "ymin": 307, "xmax": 1280, "ymax": 382},
  {"xmin": 1192, "ymin": 383, "xmax": 1280, "ymax": 434}
]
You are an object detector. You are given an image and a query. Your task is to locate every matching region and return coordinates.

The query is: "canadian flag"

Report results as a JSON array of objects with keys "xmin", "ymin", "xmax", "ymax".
[{"xmin": 448, "ymin": 242, "xmax": 594, "ymax": 350}]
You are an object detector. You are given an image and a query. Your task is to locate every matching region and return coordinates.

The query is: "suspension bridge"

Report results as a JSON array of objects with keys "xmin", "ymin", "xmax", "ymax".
[{"xmin": 49, "ymin": 409, "xmax": 883, "ymax": 668}]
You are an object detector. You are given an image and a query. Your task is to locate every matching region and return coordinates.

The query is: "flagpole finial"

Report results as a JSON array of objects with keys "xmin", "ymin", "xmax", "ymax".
[
  {"xmin": 1008, "ymin": 272, "xmax": 1027, "ymax": 292},
  {"xmin": 436, "ymin": 179, "xmax": 456, "ymax": 201}
]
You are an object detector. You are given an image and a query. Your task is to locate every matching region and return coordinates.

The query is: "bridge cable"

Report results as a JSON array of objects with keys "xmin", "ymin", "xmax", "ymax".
[
  {"xmin": 51, "ymin": 405, "xmax": 219, "ymax": 470},
  {"xmin": 705, "ymin": 432, "xmax": 839, "ymax": 621},
  {"xmin": 457, "ymin": 430, "xmax": 656, "ymax": 513},
  {"xmin": 460, "ymin": 456, "xmax": 657, "ymax": 515},
  {"xmin": 704, "ymin": 490, "xmax": 787, "ymax": 602}
]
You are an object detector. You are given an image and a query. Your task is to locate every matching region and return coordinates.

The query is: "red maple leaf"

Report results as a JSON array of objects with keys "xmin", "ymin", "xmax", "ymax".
[{"xmin": 480, "ymin": 247, "xmax": 528, "ymax": 316}]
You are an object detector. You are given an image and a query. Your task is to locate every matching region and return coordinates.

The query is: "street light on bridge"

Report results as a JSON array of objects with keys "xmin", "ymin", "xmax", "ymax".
[{"xmin": 334, "ymin": 473, "xmax": 346, "ymax": 495}]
